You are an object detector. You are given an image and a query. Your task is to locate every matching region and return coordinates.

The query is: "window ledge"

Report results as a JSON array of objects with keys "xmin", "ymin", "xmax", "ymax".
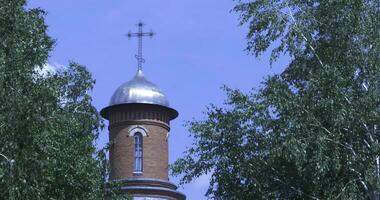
[{"xmin": 133, "ymin": 171, "xmax": 143, "ymax": 176}]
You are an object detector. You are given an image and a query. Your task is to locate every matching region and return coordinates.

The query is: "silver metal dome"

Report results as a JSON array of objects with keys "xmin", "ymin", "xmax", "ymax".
[{"xmin": 109, "ymin": 70, "xmax": 169, "ymax": 107}]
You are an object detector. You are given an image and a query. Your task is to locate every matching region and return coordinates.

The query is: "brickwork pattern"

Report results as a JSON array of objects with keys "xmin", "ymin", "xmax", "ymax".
[
  {"xmin": 110, "ymin": 122, "xmax": 169, "ymax": 180},
  {"xmin": 108, "ymin": 106, "xmax": 170, "ymax": 180}
]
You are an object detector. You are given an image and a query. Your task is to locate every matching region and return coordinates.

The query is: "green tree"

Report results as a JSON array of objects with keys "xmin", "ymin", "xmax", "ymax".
[
  {"xmin": 0, "ymin": 1, "xmax": 127, "ymax": 199},
  {"xmin": 172, "ymin": 0, "xmax": 380, "ymax": 199}
]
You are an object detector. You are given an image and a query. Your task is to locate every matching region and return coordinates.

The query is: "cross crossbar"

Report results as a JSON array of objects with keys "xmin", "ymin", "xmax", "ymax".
[{"xmin": 126, "ymin": 21, "xmax": 154, "ymax": 71}]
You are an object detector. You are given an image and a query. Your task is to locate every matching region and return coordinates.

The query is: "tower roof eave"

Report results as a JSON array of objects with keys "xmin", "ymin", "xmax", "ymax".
[{"xmin": 100, "ymin": 103, "xmax": 178, "ymax": 121}]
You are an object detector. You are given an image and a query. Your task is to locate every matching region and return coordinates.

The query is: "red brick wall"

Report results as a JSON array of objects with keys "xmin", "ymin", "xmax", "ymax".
[{"xmin": 108, "ymin": 107, "xmax": 171, "ymax": 180}]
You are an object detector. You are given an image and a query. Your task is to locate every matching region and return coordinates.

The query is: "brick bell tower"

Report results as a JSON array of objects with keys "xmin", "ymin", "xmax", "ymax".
[{"xmin": 100, "ymin": 22, "xmax": 186, "ymax": 200}]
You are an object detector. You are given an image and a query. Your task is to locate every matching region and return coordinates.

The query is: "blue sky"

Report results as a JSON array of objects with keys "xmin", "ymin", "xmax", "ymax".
[{"xmin": 28, "ymin": 1, "xmax": 288, "ymax": 199}]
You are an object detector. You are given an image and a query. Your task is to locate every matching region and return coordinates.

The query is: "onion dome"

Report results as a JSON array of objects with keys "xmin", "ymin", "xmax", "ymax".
[
  {"xmin": 109, "ymin": 70, "xmax": 169, "ymax": 107},
  {"xmin": 100, "ymin": 69, "xmax": 178, "ymax": 120}
]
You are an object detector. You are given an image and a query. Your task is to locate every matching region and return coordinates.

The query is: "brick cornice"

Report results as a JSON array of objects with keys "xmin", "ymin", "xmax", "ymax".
[{"xmin": 109, "ymin": 120, "xmax": 170, "ymax": 131}]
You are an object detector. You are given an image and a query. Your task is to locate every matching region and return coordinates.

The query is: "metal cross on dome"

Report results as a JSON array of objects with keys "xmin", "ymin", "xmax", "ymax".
[{"xmin": 127, "ymin": 21, "xmax": 154, "ymax": 71}]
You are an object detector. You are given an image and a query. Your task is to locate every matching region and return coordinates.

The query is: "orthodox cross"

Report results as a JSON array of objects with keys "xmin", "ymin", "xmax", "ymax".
[{"xmin": 127, "ymin": 21, "xmax": 154, "ymax": 71}]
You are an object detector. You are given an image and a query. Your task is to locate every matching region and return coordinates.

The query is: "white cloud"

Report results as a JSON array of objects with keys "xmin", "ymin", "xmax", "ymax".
[{"xmin": 34, "ymin": 62, "xmax": 65, "ymax": 77}]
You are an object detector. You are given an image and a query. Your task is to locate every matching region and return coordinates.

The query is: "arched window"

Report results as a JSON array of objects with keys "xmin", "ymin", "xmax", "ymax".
[{"xmin": 134, "ymin": 132, "xmax": 143, "ymax": 172}]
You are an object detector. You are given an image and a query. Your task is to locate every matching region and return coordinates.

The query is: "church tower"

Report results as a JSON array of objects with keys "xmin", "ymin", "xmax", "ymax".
[{"xmin": 100, "ymin": 22, "xmax": 186, "ymax": 200}]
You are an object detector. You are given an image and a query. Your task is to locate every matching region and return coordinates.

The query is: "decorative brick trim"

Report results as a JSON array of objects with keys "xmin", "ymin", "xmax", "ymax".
[
  {"xmin": 128, "ymin": 125, "xmax": 149, "ymax": 137},
  {"xmin": 110, "ymin": 120, "xmax": 170, "ymax": 131}
]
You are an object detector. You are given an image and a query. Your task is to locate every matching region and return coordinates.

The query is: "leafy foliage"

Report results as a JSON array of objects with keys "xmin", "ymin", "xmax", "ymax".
[
  {"xmin": 0, "ymin": 1, "xmax": 128, "ymax": 199},
  {"xmin": 172, "ymin": 0, "xmax": 380, "ymax": 199}
]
